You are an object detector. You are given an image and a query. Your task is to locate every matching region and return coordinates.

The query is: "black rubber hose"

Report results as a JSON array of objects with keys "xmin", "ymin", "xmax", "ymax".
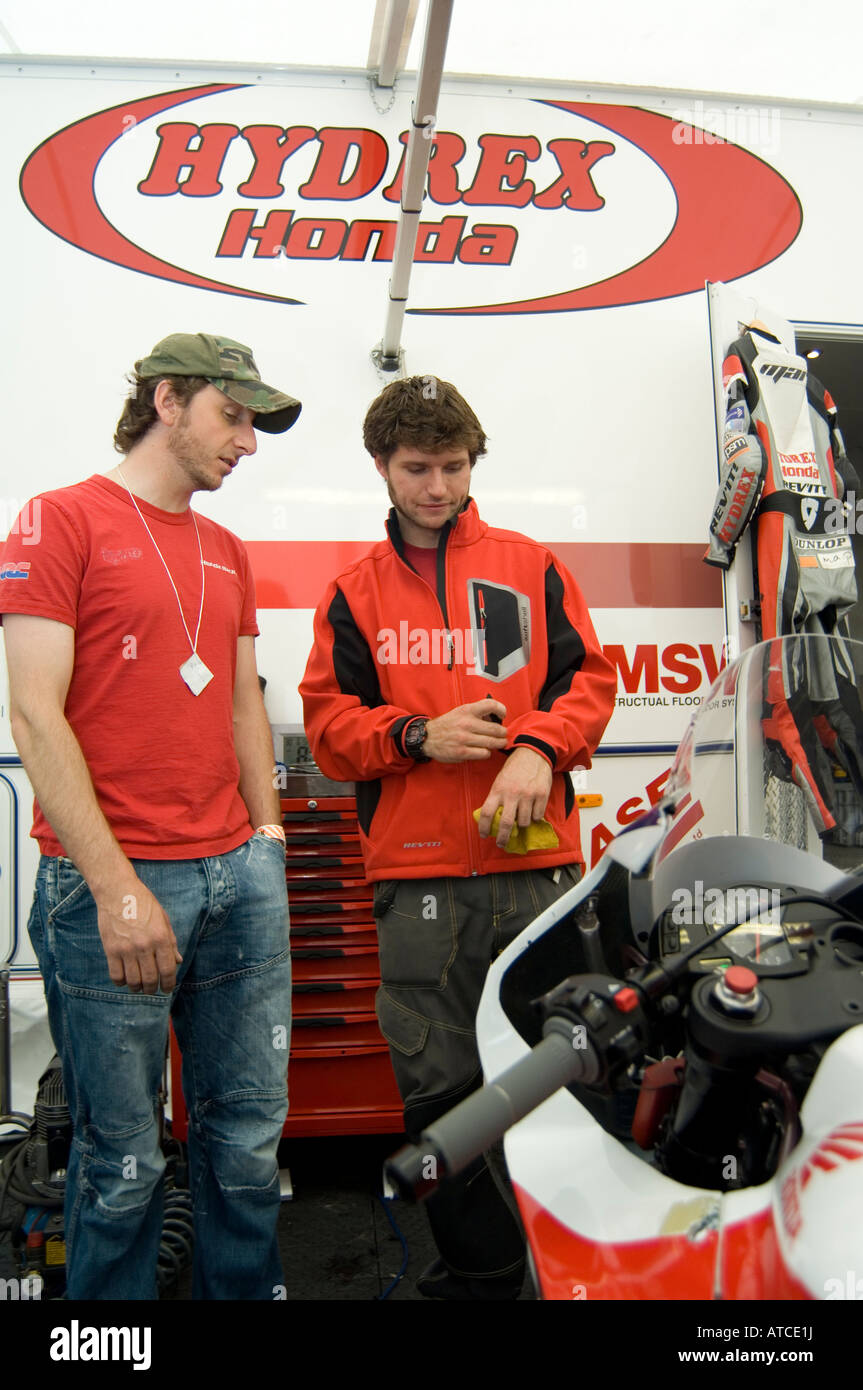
[
  {"xmin": 0, "ymin": 1134, "xmax": 64, "ymax": 1222},
  {"xmin": 156, "ymin": 1188, "xmax": 194, "ymax": 1293}
]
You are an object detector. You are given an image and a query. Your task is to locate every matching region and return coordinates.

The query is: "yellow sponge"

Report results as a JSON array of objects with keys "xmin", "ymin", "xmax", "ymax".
[{"xmin": 473, "ymin": 806, "xmax": 560, "ymax": 855}]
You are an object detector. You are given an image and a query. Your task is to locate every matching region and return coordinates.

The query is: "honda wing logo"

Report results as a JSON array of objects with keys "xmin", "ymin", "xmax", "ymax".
[{"xmin": 801, "ymin": 499, "xmax": 820, "ymax": 531}]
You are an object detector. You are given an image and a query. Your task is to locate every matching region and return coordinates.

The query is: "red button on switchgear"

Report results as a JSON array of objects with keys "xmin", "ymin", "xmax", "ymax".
[{"xmin": 613, "ymin": 987, "xmax": 639, "ymax": 1013}]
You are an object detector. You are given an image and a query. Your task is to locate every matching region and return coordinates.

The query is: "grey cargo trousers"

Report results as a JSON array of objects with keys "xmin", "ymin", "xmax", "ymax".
[{"xmin": 374, "ymin": 863, "xmax": 583, "ymax": 1297}]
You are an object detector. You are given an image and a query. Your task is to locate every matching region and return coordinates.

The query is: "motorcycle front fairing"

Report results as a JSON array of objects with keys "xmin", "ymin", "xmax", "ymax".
[
  {"xmin": 477, "ymin": 635, "xmax": 863, "ymax": 1300},
  {"xmin": 479, "ymin": 850, "xmax": 732, "ymax": 1301},
  {"xmin": 481, "ymin": 847, "xmax": 863, "ymax": 1299}
]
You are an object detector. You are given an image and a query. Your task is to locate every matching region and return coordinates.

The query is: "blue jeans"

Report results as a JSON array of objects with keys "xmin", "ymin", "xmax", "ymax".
[{"xmin": 26, "ymin": 833, "xmax": 291, "ymax": 1300}]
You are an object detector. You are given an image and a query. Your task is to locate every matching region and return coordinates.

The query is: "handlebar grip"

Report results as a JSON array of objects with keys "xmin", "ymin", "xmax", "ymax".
[{"xmin": 385, "ymin": 1023, "xmax": 596, "ymax": 1201}]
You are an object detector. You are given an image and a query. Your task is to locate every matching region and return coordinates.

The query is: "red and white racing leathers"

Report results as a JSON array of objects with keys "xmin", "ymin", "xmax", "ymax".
[
  {"xmin": 705, "ymin": 329, "xmax": 863, "ymax": 835},
  {"xmin": 706, "ymin": 327, "xmax": 858, "ymax": 638}
]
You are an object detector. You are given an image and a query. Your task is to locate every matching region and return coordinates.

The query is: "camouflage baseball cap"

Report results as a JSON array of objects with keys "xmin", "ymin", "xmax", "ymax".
[{"xmin": 135, "ymin": 333, "xmax": 301, "ymax": 434}]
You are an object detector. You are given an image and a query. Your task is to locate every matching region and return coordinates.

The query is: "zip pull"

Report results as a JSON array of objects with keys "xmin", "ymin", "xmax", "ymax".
[{"xmin": 446, "ymin": 630, "xmax": 455, "ymax": 670}]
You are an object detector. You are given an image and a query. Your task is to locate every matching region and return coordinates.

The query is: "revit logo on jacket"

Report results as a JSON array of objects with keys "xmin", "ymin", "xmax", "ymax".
[{"xmin": 467, "ymin": 579, "xmax": 531, "ymax": 682}]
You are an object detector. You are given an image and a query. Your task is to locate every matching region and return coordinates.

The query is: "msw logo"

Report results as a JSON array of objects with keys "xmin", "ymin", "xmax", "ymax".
[{"xmin": 603, "ymin": 643, "xmax": 725, "ymax": 695}]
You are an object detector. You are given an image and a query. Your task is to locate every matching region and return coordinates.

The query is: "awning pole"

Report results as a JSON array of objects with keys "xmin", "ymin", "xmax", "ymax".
[
  {"xmin": 375, "ymin": 0, "xmax": 454, "ymax": 371},
  {"xmin": 370, "ymin": 0, "xmax": 419, "ymax": 90}
]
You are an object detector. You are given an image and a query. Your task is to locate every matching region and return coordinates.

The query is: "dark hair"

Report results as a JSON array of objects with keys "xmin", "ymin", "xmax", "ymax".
[
  {"xmin": 113, "ymin": 374, "xmax": 210, "ymax": 455},
  {"xmin": 363, "ymin": 375, "xmax": 487, "ymax": 466}
]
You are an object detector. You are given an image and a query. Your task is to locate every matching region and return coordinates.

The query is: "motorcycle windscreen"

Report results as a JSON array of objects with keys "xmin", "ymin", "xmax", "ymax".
[
  {"xmin": 466, "ymin": 579, "xmax": 531, "ymax": 682},
  {"xmin": 661, "ymin": 633, "xmax": 863, "ymax": 869}
]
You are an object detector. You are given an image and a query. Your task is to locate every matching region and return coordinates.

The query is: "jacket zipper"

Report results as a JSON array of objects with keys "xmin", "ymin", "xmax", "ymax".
[
  {"xmin": 390, "ymin": 508, "xmax": 480, "ymax": 875},
  {"xmin": 434, "ymin": 523, "xmax": 456, "ymax": 669},
  {"xmin": 439, "ymin": 524, "xmax": 481, "ymax": 875}
]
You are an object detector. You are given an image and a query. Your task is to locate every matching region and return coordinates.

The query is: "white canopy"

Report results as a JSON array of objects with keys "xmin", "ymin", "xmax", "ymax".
[{"xmin": 2, "ymin": 0, "xmax": 863, "ymax": 106}]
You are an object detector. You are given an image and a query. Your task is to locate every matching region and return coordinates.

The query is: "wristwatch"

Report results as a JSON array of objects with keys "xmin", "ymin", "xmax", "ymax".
[{"xmin": 404, "ymin": 716, "xmax": 431, "ymax": 762}]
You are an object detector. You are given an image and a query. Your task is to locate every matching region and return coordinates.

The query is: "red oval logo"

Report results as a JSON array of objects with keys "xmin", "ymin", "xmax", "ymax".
[{"xmin": 19, "ymin": 84, "xmax": 802, "ymax": 314}]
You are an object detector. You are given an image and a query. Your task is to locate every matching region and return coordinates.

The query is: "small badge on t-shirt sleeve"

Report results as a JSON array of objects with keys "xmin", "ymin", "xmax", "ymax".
[{"xmin": 0, "ymin": 561, "xmax": 31, "ymax": 580}]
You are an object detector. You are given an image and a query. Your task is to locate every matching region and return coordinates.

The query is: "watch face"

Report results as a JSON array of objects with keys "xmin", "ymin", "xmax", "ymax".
[{"xmin": 406, "ymin": 719, "xmax": 428, "ymax": 756}]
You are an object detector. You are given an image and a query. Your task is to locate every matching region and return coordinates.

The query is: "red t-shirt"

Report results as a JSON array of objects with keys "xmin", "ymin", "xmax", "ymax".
[
  {"xmin": 402, "ymin": 542, "xmax": 438, "ymax": 590},
  {"xmin": 0, "ymin": 475, "xmax": 259, "ymax": 858}
]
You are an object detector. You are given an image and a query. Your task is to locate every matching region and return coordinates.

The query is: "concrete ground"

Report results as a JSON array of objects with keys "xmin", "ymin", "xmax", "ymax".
[{"xmin": 0, "ymin": 1133, "xmax": 535, "ymax": 1301}]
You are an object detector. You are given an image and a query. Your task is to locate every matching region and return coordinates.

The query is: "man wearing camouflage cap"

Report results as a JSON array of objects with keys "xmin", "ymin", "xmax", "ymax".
[{"xmin": 0, "ymin": 333, "xmax": 300, "ymax": 1299}]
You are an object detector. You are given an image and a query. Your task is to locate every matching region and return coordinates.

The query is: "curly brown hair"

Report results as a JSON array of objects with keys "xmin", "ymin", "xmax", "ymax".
[
  {"xmin": 363, "ymin": 375, "xmax": 487, "ymax": 466},
  {"xmin": 113, "ymin": 374, "xmax": 210, "ymax": 455}
]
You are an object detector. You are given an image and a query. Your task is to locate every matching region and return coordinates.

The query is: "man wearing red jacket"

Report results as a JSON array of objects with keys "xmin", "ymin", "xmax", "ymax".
[{"xmin": 301, "ymin": 376, "xmax": 615, "ymax": 1299}]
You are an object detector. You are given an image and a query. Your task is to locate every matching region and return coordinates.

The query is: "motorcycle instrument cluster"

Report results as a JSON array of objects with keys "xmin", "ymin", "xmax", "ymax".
[{"xmin": 655, "ymin": 885, "xmax": 818, "ymax": 975}]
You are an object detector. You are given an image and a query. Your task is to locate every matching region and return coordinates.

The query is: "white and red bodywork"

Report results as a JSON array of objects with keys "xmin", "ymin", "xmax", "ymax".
[{"xmin": 477, "ymin": 859, "xmax": 863, "ymax": 1302}]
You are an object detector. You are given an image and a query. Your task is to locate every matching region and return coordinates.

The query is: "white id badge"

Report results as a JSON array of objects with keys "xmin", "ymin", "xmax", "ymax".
[{"xmin": 179, "ymin": 653, "xmax": 214, "ymax": 695}]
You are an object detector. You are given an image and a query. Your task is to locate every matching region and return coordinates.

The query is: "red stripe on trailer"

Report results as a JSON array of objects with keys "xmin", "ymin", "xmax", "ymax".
[{"xmin": 247, "ymin": 541, "xmax": 722, "ymax": 609}]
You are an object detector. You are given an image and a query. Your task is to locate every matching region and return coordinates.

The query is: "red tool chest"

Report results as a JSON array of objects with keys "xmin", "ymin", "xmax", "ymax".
[{"xmin": 169, "ymin": 777, "xmax": 404, "ymax": 1139}]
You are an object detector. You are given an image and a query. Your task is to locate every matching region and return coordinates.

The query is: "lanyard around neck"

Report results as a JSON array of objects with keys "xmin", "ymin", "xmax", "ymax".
[{"xmin": 116, "ymin": 469, "xmax": 206, "ymax": 655}]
